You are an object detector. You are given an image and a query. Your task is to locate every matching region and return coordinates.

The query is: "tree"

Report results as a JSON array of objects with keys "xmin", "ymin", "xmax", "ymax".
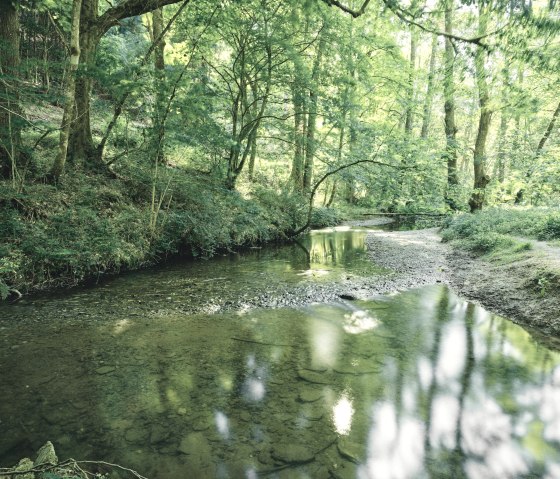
[
  {"xmin": 0, "ymin": 0, "xmax": 23, "ymax": 181},
  {"xmin": 50, "ymin": 0, "xmax": 83, "ymax": 182},
  {"xmin": 442, "ymin": 0, "xmax": 458, "ymax": 201},
  {"xmin": 469, "ymin": 1, "xmax": 492, "ymax": 212},
  {"xmin": 69, "ymin": 0, "xmax": 189, "ymax": 165}
]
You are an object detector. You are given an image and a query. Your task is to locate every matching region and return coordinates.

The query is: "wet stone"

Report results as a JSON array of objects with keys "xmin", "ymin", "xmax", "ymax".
[
  {"xmin": 303, "ymin": 409, "xmax": 323, "ymax": 421},
  {"xmin": 35, "ymin": 441, "xmax": 58, "ymax": 466},
  {"xmin": 337, "ymin": 438, "xmax": 363, "ymax": 464},
  {"xmin": 298, "ymin": 389, "xmax": 323, "ymax": 403},
  {"xmin": 297, "ymin": 369, "xmax": 331, "ymax": 385},
  {"xmin": 178, "ymin": 432, "xmax": 211, "ymax": 457},
  {"xmin": 271, "ymin": 444, "xmax": 315, "ymax": 464},
  {"xmin": 95, "ymin": 366, "xmax": 116, "ymax": 375},
  {"xmin": 239, "ymin": 410, "xmax": 252, "ymax": 422},
  {"xmin": 192, "ymin": 416, "xmax": 211, "ymax": 431},
  {"xmin": 13, "ymin": 458, "xmax": 34, "ymax": 479}
]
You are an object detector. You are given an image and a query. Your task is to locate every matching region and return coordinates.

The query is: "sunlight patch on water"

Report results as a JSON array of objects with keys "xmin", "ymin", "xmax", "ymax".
[
  {"xmin": 332, "ymin": 393, "xmax": 354, "ymax": 435},
  {"xmin": 343, "ymin": 310, "xmax": 379, "ymax": 334},
  {"xmin": 214, "ymin": 411, "xmax": 230, "ymax": 439}
]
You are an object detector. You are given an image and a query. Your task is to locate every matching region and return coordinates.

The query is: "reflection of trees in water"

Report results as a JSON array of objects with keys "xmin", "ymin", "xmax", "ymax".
[
  {"xmin": 306, "ymin": 231, "xmax": 366, "ymax": 267},
  {"xmin": 450, "ymin": 304, "xmax": 475, "ymax": 479},
  {"xmin": 423, "ymin": 287, "xmax": 450, "ymax": 456}
]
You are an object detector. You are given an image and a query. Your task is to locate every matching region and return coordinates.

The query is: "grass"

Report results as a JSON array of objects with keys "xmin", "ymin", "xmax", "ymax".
[{"xmin": 441, "ymin": 207, "xmax": 560, "ymax": 256}]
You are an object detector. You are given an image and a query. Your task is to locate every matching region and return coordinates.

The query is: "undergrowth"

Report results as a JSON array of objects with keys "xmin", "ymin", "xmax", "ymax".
[
  {"xmin": 441, "ymin": 207, "xmax": 560, "ymax": 254},
  {"xmin": 0, "ymin": 168, "xmax": 335, "ymax": 299}
]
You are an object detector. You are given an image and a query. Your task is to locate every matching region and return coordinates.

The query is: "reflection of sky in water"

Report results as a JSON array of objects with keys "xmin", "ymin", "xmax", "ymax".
[{"xmin": 333, "ymin": 393, "xmax": 355, "ymax": 435}]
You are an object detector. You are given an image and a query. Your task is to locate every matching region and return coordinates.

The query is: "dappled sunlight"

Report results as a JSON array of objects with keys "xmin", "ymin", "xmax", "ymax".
[
  {"xmin": 243, "ymin": 378, "xmax": 266, "ymax": 402},
  {"xmin": 465, "ymin": 442, "xmax": 529, "ymax": 479},
  {"xmin": 112, "ymin": 318, "xmax": 132, "ymax": 335},
  {"xmin": 462, "ymin": 396, "xmax": 513, "ymax": 456},
  {"xmin": 436, "ymin": 321, "xmax": 466, "ymax": 384}
]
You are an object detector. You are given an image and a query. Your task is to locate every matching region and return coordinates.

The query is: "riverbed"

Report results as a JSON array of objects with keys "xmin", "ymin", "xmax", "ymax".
[{"xmin": 1, "ymin": 226, "xmax": 559, "ymax": 478}]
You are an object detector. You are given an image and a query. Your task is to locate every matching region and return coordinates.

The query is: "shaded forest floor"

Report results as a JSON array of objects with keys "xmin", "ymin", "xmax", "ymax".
[{"xmin": 365, "ymin": 227, "xmax": 560, "ymax": 345}]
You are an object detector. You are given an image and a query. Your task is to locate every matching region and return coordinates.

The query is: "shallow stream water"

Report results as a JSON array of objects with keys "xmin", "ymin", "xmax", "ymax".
[{"xmin": 1, "ymin": 227, "xmax": 559, "ymax": 478}]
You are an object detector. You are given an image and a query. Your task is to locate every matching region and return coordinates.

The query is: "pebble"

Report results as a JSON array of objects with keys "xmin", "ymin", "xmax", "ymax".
[{"xmin": 298, "ymin": 389, "xmax": 323, "ymax": 403}]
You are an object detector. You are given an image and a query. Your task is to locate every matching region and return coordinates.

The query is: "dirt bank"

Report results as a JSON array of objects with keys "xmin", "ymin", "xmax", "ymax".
[{"xmin": 365, "ymin": 227, "xmax": 560, "ymax": 343}]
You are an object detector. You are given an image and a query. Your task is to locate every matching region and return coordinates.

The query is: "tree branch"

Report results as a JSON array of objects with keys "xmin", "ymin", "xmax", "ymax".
[
  {"xmin": 96, "ymin": 0, "xmax": 190, "ymax": 35},
  {"xmin": 290, "ymin": 127, "xmax": 413, "ymax": 237},
  {"xmin": 320, "ymin": 0, "xmax": 372, "ymax": 18}
]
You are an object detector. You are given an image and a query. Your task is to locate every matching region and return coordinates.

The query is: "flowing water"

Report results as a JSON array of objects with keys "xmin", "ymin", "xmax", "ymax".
[{"xmin": 1, "ymin": 227, "xmax": 559, "ymax": 479}]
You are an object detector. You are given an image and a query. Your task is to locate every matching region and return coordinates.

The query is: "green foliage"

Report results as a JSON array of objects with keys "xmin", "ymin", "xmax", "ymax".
[
  {"xmin": 309, "ymin": 207, "xmax": 344, "ymax": 228},
  {"xmin": 441, "ymin": 207, "xmax": 560, "ymax": 255},
  {"xmin": 0, "ymin": 167, "xmax": 308, "ymax": 294}
]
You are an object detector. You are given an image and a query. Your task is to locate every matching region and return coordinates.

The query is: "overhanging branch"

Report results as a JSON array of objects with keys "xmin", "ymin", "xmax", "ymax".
[
  {"xmin": 320, "ymin": 0, "xmax": 372, "ymax": 17},
  {"xmin": 96, "ymin": 0, "xmax": 190, "ymax": 35}
]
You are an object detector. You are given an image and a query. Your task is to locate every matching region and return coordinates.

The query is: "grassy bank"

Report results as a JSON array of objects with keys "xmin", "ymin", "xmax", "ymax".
[
  {"xmin": 442, "ymin": 207, "xmax": 560, "ymax": 298},
  {"xmin": 441, "ymin": 207, "xmax": 560, "ymax": 253},
  {"xmin": 0, "ymin": 167, "xmax": 342, "ymax": 299}
]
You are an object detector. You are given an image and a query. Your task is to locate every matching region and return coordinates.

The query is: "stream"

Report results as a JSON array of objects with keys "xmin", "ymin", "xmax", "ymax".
[{"xmin": 1, "ymin": 226, "xmax": 559, "ymax": 478}]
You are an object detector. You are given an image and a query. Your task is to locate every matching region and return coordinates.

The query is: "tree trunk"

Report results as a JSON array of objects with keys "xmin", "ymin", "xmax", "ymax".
[
  {"xmin": 420, "ymin": 34, "xmax": 437, "ymax": 139},
  {"xmin": 492, "ymin": 68, "xmax": 510, "ymax": 184},
  {"xmin": 69, "ymin": 0, "xmax": 99, "ymax": 165},
  {"xmin": 404, "ymin": 28, "xmax": 417, "ymax": 135},
  {"xmin": 248, "ymin": 132, "xmax": 257, "ymax": 180},
  {"xmin": 535, "ymin": 100, "xmax": 560, "ymax": 156},
  {"xmin": 443, "ymin": 0, "xmax": 458, "ymax": 195},
  {"xmin": 303, "ymin": 28, "xmax": 326, "ymax": 192},
  {"xmin": 495, "ymin": 111, "xmax": 508, "ymax": 183},
  {"xmin": 152, "ymin": 7, "xmax": 166, "ymax": 164},
  {"xmin": 50, "ymin": 0, "xmax": 82, "ymax": 181},
  {"xmin": 290, "ymin": 78, "xmax": 305, "ymax": 190},
  {"xmin": 469, "ymin": 4, "xmax": 492, "ymax": 212},
  {"xmin": 0, "ymin": 0, "xmax": 23, "ymax": 180}
]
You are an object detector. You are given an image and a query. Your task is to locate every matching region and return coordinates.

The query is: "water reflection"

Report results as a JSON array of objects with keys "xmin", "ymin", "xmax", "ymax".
[
  {"xmin": 1, "ymin": 226, "xmax": 385, "ymax": 324},
  {"xmin": 1, "ymin": 285, "xmax": 559, "ymax": 478}
]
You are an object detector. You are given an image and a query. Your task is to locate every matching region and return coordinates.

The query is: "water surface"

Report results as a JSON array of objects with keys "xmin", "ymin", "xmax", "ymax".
[{"xmin": 1, "ymin": 227, "xmax": 559, "ymax": 478}]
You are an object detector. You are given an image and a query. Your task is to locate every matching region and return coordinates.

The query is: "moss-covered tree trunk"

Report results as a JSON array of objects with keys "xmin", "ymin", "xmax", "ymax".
[
  {"xmin": 290, "ymin": 72, "xmax": 306, "ymax": 191},
  {"xmin": 50, "ymin": 0, "xmax": 82, "ymax": 181},
  {"xmin": 0, "ymin": 0, "xmax": 23, "ymax": 180},
  {"xmin": 303, "ymin": 28, "xmax": 326, "ymax": 192},
  {"xmin": 469, "ymin": 4, "xmax": 492, "ymax": 212},
  {"xmin": 404, "ymin": 28, "xmax": 417, "ymax": 135},
  {"xmin": 69, "ymin": 0, "xmax": 99, "ymax": 165}
]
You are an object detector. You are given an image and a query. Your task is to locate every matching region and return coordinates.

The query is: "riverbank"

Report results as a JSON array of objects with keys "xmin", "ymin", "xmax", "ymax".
[
  {"xmin": 0, "ymin": 170, "xmax": 341, "ymax": 300},
  {"xmin": 364, "ymin": 226, "xmax": 560, "ymax": 343}
]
